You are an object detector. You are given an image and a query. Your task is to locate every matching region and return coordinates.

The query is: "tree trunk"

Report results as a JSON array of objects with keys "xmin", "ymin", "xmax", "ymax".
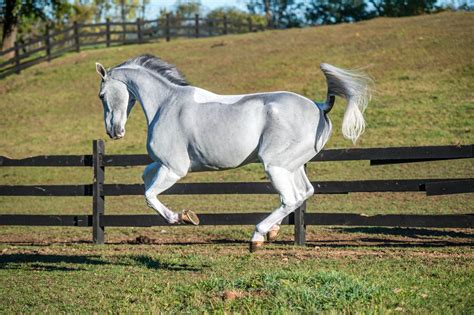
[
  {"xmin": 264, "ymin": 0, "xmax": 272, "ymax": 28},
  {"xmin": 2, "ymin": 25, "xmax": 18, "ymax": 58},
  {"xmin": 2, "ymin": 1, "xmax": 19, "ymax": 59},
  {"xmin": 121, "ymin": 0, "xmax": 126, "ymax": 41}
]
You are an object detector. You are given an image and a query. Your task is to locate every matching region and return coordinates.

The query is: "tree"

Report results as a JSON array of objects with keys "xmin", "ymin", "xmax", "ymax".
[
  {"xmin": 247, "ymin": 0, "xmax": 304, "ymax": 28},
  {"xmin": 207, "ymin": 7, "xmax": 267, "ymax": 33},
  {"xmin": 1, "ymin": 0, "xmax": 72, "ymax": 56},
  {"xmin": 174, "ymin": 0, "xmax": 202, "ymax": 19},
  {"xmin": 305, "ymin": 0, "xmax": 371, "ymax": 25},
  {"xmin": 92, "ymin": 0, "xmax": 113, "ymax": 22},
  {"xmin": 369, "ymin": 0, "xmax": 438, "ymax": 17},
  {"xmin": 70, "ymin": 1, "xmax": 96, "ymax": 23},
  {"xmin": 112, "ymin": 0, "xmax": 145, "ymax": 22},
  {"xmin": 158, "ymin": 1, "xmax": 202, "ymax": 31}
]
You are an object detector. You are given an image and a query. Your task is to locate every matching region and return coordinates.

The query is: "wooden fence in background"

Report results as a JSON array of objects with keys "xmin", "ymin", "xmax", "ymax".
[
  {"xmin": 0, "ymin": 14, "xmax": 264, "ymax": 79},
  {"xmin": 0, "ymin": 141, "xmax": 473, "ymax": 245}
]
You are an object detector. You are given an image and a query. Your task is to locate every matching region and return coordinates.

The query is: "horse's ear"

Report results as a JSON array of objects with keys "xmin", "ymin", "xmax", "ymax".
[{"xmin": 95, "ymin": 62, "xmax": 107, "ymax": 80}]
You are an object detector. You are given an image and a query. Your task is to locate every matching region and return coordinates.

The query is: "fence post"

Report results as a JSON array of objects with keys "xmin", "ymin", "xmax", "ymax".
[
  {"xmin": 156, "ymin": 18, "xmax": 160, "ymax": 40},
  {"xmin": 294, "ymin": 164, "xmax": 307, "ymax": 246},
  {"xmin": 106, "ymin": 18, "xmax": 111, "ymax": 47},
  {"xmin": 14, "ymin": 42, "xmax": 21, "ymax": 74},
  {"xmin": 45, "ymin": 24, "xmax": 51, "ymax": 62},
  {"xmin": 195, "ymin": 14, "xmax": 199, "ymax": 38},
  {"xmin": 248, "ymin": 17, "xmax": 253, "ymax": 33},
  {"xmin": 223, "ymin": 15, "xmax": 228, "ymax": 35},
  {"xmin": 207, "ymin": 19, "xmax": 212, "ymax": 36},
  {"xmin": 166, "ymin": 13, "xmax": 171, "ymax": 42},
  {"xmin": 136, "ymin": 18, "xmax": 142, "ymax": 44},
  {"xmin": 92, "ymin": 139, "xmax": 105, "ymax": 244},
  {"xmin": 294, "ymin": 200, "xmax": 306, "ymax": 246},
  {"xmin": 73, "ymin": 21, "xmax": 80, "ymax": 52}
]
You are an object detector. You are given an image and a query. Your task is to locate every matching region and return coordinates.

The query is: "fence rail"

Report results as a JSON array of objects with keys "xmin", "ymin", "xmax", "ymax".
[
  {"xmin": 1, "ymin": 145, "xmax": 471, "ymax": 167},
  {"xmin": 2, "ymin": 213, "xmax": 472, "ymax": 229},
  {"xmin": 0, "ymin": 15, "xmax": 264, "ymax": 79},
  {"xmin": 0, "ymin": 141, "xmax": 473, "ymax": 245},
  {"xmin": 1, "ymin": 178, "xmax": 473, "ymax": 197}
]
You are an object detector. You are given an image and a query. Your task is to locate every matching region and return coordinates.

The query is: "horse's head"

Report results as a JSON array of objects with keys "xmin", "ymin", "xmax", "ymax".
[{"xmin": 95, "ymin": 62, "xmax": 136, "ymax": 140}]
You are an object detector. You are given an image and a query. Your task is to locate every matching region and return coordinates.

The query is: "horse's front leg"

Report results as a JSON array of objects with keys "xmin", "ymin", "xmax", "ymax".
[{"xmin": 143, "ymin": 162, "xmax": 199, "ymax": 225}]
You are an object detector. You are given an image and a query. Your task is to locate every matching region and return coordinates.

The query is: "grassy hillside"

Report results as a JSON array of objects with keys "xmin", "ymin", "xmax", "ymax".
[
  {"xmin": 0, "ymin": 12, "xmax": 473, "ymax": 157},
  {"xmin": 0, "ymin": 12, "xmax": 473, "ymax": 313}
]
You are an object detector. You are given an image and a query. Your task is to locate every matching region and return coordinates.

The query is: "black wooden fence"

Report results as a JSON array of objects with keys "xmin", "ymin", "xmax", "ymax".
[
  {"xmin": 0, "ymin": 140, "xmax": 473, "ymax": 245},
  {"xmin": 0, "ymin": 15, "xmax": 264, "ymax": 79}
]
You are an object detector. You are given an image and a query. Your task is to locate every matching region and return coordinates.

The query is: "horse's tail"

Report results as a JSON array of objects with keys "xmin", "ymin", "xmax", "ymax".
[{"xmin": 318, "ymin": 63, "xmax": 373, "ymax": 144}]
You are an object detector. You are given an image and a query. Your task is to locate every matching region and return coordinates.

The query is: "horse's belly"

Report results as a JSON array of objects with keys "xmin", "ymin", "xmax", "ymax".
[
  {"xmin": 178, "ymin": 99, "xmax": 266, "ymax": 172},
  {"xmin": 187, "ymin": 133, "xmax": 260, "ymax": 171},
  {"xmin": 186, "ymin": 112, "xmax": 264, "ymax": 171}
]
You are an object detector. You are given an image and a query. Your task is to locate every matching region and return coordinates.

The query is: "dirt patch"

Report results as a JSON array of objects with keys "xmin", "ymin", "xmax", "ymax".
[
  {"xmin": 221, "ymin": 289, "xmax": 268, "ymax": 301},
  {"xmin": 1, "ymin": 227, "xmax": 472, "ymax": 259},
  {"xmin": 129, "ymin": 235, "xmax": 153, "ymax": 244}
]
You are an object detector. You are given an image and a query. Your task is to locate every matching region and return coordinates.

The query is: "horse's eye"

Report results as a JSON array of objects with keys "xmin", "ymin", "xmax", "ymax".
[{"xmin": 99, "ymin": 94, "xmax": 105, "ymax": 100}]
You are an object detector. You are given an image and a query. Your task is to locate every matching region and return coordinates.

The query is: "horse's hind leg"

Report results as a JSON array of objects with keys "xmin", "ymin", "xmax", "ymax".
[
  {"xmin": 250, "ymin": 166, "xmax": 307, "ymax": 251},
  {"xmin": 143, "ymin": 162, "xmax": 198, "ymax": 225},
  {"xmin": 264, "ymin": 166, "xmax": 314, "ymax": 242}
]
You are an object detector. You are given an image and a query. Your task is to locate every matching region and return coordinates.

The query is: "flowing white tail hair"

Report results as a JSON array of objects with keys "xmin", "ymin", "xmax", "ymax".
[{"xmin": 319, "ymin": 63, "xmax": 373, "ymax": 144}]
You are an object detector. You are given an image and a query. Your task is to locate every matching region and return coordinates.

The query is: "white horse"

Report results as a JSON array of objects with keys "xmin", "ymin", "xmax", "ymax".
[{"xmin": 95, "ymin": 54, "xmax": 371, "ymax": 251}]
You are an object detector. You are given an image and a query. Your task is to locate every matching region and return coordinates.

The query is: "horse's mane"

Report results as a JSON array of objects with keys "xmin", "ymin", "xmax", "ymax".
[{"xmin": 113, "ymin": 54, "xmax": 189, "ymax": 86}]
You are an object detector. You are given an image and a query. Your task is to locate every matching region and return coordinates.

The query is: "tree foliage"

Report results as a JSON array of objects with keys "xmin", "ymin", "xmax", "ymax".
[
  {"xmin": 247, "ymin": 0, "xmax": 304, "ymax": 28},
  {"xmin": 0, "ymin": 0, "xmax": 462, "ymax": 54},
  {"xmin": 207, "ymin": 7, "xmax": 267, "ymax": 33},
  {"xmin": 247, "ymin": 0, "xmax": 443, "ymax": 28},
  {"xmin": 1, "ymin": 0, "xmax": 72, "ymax": 54},
  {"xmin": 305, "ymin": 0, "xmax": 372, "ymax": 25},
  {"xmin": 369, "ymin": 0, "xmax": 438, "ymax": 17}
]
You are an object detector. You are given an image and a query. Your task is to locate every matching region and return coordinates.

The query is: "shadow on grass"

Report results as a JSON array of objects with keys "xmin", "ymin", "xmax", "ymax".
[
  {"xmin": 334, "ymin": 227, "xmax": 474, "ymax": 239},
  {"xmin": 0, "ymin": 253, "xmax": 108, "ymax": 271},
  {"xmin": 119, "ymin": 237, "xmax": 474, "ymax": 248},
  {"xmin": 1, "ymin": 227, "xmax": 473, "ymax": 249},
  {"xmin": 305, "ymin": 240, "xmax": 474, "ymax": 248},
  {"xmin": 0, "ymin": 253, "xmax": 206, "ymax": 272},
  {"xmin": 2, "ymin": 237, "xmax": 473, "ymax": 248},
  {"xmin": 131, "ymin": 255, "xmax": 207, "ymax": 272}
]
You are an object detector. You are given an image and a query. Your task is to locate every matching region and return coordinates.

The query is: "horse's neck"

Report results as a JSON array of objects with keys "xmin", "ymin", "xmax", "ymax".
[{"xmin": 117, "ymin": 68, "xmax": 179, "ymax": 126}]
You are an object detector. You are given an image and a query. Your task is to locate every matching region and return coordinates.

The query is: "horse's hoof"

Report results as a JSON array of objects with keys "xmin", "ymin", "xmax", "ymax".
[
  {"xmin": 267, "ymin": 226, "xmax": 280, "ymax": 242},
  {"xmin": 180, "ymin": 209, "xmax": 200, "ymax": 225},
  {"xmin": 249, "ymin": 241, "xmax": 264, "ymax": 253}
]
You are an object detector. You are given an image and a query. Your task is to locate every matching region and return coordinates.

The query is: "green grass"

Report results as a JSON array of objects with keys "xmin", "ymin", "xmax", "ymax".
[
  {"xmin": 0, "ymin": 243, "xmax": 472, "ymax": 313},
  {"xmin": 0, "ymin": 11, "xmax": 473, "ymax": 313}
]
